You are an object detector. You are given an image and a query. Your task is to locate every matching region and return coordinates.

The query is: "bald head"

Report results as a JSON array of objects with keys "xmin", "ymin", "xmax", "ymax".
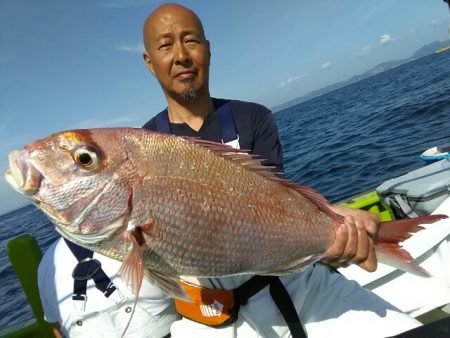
[
  {"xmin": 141, "ymin": 3, "xmax": 212, "ymax": 107},
  {"xmin": 143, "ymin": 3, "xmax": 206, "ymax": 52}
]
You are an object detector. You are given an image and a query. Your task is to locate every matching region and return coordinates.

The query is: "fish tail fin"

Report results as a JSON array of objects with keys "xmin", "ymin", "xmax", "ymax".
[{"xmin": 375, "ymin": 214, "xmax": 447, "ymax": 277}]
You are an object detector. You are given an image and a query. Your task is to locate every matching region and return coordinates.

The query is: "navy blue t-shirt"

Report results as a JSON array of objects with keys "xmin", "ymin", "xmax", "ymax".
[{"xmin": 142, "ymin": 98, "xmax": 284, "ymax": 173}]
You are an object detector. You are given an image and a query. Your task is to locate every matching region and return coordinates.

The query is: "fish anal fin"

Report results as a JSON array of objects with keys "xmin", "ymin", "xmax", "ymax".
[{"xmin": 260, "ymin": 253, "xmax": 325, "ymax": 276}]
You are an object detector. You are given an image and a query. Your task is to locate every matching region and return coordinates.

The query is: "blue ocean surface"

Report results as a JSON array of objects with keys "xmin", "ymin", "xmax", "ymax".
[{"xmin": 0, "ymin": 51, "xmax": 449, "ymax": 330}]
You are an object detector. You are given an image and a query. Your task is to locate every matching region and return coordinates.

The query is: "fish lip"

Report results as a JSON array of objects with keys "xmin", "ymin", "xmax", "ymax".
[{"xmin": 5, "ymin": 150, "xmax": 42, "ymax": 196}]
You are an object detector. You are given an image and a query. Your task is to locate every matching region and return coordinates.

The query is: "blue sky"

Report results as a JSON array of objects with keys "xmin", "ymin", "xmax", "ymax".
[{"xmin": 1, "ymin": 0, "xmax": 449, "ymax": 215}]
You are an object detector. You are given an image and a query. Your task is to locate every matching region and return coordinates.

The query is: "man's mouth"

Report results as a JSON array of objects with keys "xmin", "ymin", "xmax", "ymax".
[{"xmin": 174, "ymin": 70, "xmax": 196, "ymax": 80}]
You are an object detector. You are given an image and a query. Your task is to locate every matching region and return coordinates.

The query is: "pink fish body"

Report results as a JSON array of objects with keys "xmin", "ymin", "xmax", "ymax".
[{"xmin": 5, "ymin": 128, "xmax": 446, "ymax": 298}]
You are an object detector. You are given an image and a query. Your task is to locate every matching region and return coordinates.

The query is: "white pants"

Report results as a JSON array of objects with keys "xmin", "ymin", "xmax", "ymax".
[{"xmin": 171, "ymin": 264, "xmax": 420, "ymax": 338}]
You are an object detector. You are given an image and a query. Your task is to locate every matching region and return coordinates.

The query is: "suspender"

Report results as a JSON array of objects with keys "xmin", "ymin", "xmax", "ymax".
[
  {"xmin": 65, "ymin": 239, "xmax": 117, "ymax": 304},
  {"xmin": 154, "ymin": 102, "xmax": 238, "ymax": 143},
  {"xmin": 154, "ymin": 108, "xmax": 171, "ymax": 134},
  {"xmin": 217, "ymin": 103, "xmax": 238, "ymax": 143},
  {"xmin": 234, "ymin": 276, "xmax": 306, "ymax": 338}
]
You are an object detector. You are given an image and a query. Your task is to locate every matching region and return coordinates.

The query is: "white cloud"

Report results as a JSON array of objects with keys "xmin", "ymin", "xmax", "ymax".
[
  {"xmin": 116, "ymin": 43, "xmax": 145, "ymax": 54},
  {"xmin": 410, "ymin": 28, "xmax": 416, "ymax": 34},
  {"xmin": 278, "ymin": 74, "xmax": 307, "ymax": 89},
  {"xmin": 380, "ymin": 34, "xmax": 395, "ymax": 46},
  {"xmin": 321, "ymin": 61, "xmax": 331, "ymax": 70},
  {"xmin": 429, "ymin": 18, "xmax": 447, "ymax": 27},
  {"xmin": 355, "ymin": 45, "xmax": 373, "ymax": 56}
]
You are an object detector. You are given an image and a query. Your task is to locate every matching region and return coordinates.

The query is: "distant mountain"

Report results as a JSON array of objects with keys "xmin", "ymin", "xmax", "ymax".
[{"xmin": 272, "ymin": 40, "xmax": 449, "ymax": 112}]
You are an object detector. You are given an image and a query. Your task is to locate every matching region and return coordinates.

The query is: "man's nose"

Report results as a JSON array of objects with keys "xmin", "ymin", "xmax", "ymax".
[{"xmin": 174, "ymin": 42, "xmax": 191, "ymax": 65}]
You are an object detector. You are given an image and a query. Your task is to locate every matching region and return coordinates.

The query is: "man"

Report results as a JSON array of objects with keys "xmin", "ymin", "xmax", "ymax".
[
  {"xmin": 140, "ymin": 3, "xmax": 421, "ymax": 338},
  {"xmin": 38, "ymin": 237, "xmax": 179, "ymax": 337}
]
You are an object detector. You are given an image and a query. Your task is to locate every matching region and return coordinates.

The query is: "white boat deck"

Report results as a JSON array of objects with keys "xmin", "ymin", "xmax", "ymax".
[{"xmin": 339, "ymin": 197, "xmax": 450, "ymax": 317}]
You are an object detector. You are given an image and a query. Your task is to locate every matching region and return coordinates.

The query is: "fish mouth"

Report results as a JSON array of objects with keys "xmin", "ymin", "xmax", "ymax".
[{"xmin": 4, "ymin": 150, "xmax": 42, "ymax": 196}]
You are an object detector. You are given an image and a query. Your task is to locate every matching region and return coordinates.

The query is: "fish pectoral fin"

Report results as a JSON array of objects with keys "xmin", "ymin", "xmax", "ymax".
[
  {"xmin": 260, "ymin": 253, "xmax": 325, "ymax": 276},
  {"xmin": 118, "ymin": 219, "xmax": 157, "ymax": 295},
  {"xmin": 118, "ymin": 234, "xmax": 144, "ymax": 296},
  {"xmin": 144, "ymin": 270, "xmax": 191, "ymax": 301}
]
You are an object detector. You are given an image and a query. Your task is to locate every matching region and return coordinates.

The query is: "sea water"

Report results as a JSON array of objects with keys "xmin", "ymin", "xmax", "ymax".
[{"xmin": 0, "ymin": 51, "xmax": 449, "ymax": 330}]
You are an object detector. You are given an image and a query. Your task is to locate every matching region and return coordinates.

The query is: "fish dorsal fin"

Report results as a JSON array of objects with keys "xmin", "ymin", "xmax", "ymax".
[
  {"xmin": 274, "ymin": 180, "xmax": 344, "ymax": 223},
  {"xmin": 187, "ymin": 137, "xmax": 341, "ymax": 222},
  {"xmin": 185, "ymin": 137, "xmax": 282, "ymax": 179}
]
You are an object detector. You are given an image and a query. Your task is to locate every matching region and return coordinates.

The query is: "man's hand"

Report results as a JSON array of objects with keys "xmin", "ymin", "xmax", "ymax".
[{"xmin": 323, "ymin": 205, "xmax": 380, "ymax": 272}]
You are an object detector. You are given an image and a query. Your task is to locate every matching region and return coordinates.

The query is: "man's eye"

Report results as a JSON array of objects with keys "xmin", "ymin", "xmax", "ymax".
[{"xmin": 159, "ymin": 43, "xmax": 172, "ymax": 50}]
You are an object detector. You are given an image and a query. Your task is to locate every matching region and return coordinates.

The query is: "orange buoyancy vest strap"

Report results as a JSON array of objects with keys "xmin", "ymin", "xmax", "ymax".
[{"xmin": 175, "ymin": 276, "xmax": 306, "ymax": 338}]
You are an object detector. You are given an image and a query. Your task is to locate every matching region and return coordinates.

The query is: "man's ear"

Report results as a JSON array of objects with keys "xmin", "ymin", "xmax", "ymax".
[
  {"xmin": 206, "ymin": 40, "xmax": 211, "ymax": 63},
  {"xmin": 143, "ymin": 52, "xmax": 156, "ymax": 76}
]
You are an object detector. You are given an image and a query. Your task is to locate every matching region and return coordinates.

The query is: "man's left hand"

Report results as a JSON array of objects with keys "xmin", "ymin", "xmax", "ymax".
[{"xmin": 323, "ymin": 205, "xmax": 380, "ymax": 272}]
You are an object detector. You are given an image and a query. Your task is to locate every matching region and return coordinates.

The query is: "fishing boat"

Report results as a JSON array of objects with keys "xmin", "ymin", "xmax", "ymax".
[
  {"xmin": 338, "ymin": 157, "xmax": 450, "ymax": 334},
  {"xmin": 1, "ymin": 158, "xmax": 450, "ymax": 338},
  {"xmin": 434, "ymin": 45, "xmax": 450, "ymax": 54},
  {"xmin": 420, "ymin": 144, "xmax": 450, "ymax": 162}
]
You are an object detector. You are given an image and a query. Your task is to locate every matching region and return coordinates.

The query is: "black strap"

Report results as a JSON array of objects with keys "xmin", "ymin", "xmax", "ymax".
[
  {"xmin": 155, "ymin": 109, "xmax": 171, "ymax": 134},
  {"xmin": 269, "ymin": 277, "xmax": 306, "ymax": 338},
  {"xmin": 153, "ymin": 103, "xmax": 238, "ymax": 143},
  {"xmin": 65, "ymin": 239, "xmax": 117, "ymax": 301},
  {"xmin": 234, "ymin": 276, "xmax": 306, "ymax": 338},
  {"xmin": 216, "ymin": 103, "xmax": 238, "ymax": 143}
]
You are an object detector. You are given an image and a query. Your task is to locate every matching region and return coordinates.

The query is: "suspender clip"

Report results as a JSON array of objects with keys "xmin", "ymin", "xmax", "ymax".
[{"xmin": 72, "ymin": 257, "xmax": 102, "ymax": 280}]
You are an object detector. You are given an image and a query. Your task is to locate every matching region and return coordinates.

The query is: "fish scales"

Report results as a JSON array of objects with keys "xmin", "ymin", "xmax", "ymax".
[
  {"xmin": 6, "ymin": 128, "xmax": 445, "ymax": 300},
  {"xmin": 131, "ymin": 132, "xmax": 335, "ymax": 276}
]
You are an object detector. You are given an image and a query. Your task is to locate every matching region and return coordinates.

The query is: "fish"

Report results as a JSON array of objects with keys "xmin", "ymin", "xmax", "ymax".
[{"xmin": 5, "ymin": 128, "xmax": 447, "ymax": 300}]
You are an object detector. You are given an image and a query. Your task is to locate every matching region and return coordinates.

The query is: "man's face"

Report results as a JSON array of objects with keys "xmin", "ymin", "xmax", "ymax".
[{"xmin": 143, "ymin": 8, "xmax": 211, "ymax": 103}]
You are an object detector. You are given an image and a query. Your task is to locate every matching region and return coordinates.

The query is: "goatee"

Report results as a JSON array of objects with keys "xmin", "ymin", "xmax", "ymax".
[{"xmin": 175, "ymin": 80, "xmax": 199, "ymax": 104}]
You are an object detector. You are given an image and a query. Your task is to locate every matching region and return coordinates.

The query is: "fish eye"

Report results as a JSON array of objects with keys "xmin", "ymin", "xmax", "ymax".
[{"xmin": 74, "ymin": 148, "xmax": 98, "ymax": 169}]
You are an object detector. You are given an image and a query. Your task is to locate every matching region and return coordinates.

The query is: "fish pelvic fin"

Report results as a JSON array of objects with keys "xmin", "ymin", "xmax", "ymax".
[
  {"xmin": 120, "ymin": 220, "xmax": 190, "ymax": 302},
  {"xmin": 376, "ymin": 214, "xmax": 448, "ymax": 277},
  {"xmin": 144, "ymin": 270, "xmax": 191, "ymax": 301}
]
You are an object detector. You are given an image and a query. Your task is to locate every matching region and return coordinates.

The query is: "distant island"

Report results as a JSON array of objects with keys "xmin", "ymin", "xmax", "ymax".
[{"xmin": 272, "ymin": 40, "xmax": 450, "ymax": 112}]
